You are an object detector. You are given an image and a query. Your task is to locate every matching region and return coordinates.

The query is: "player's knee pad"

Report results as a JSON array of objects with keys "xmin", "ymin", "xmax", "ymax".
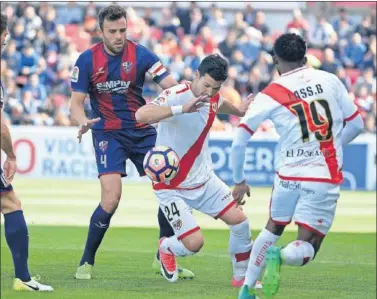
[{"xmin": 229, "ymin": 219, "xmax": 252, "ymax": 255}]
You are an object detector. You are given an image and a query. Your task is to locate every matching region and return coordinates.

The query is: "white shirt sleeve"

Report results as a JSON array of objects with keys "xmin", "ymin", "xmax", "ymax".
[
  {"xmin": 230, "ymin": 127, "xmax": 252, "ymax": 184},
  {"xmin": 230, "ymin": 93, "xmax": 274, "ymax": 184},
  {"xmin": 150, "ymin": 89, "xmax": 177, "ymax": 108},
  {"xmin": 239, "ymin": 93, "xmax": 273, "ymax": 134},
  {"xmin": 336, "ymin": 76, "xmax": 359, "ymax": 120}
]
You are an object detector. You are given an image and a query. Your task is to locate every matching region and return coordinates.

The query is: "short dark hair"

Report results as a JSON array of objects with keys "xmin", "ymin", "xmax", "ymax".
[
  {"xmin": 1, "ymin": 14, "xmax": 8, "ymax": 35},
  {"xmin": 98, "ymin": 5, "xmax": 127, "ymax": 31},
  {"xmin": 198, "ymin": 54, "xmax": 228, "ymax": 81},
  {"xmin": 273, "ymin": 33, "xmax": 307, "ymax": 63}
]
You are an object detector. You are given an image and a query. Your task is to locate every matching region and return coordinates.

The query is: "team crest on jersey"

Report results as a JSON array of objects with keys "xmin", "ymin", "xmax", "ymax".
[
  {"xmin": 211, "ymin": 102, "xmax": 218, "ymax": 113},
  {"xmin": 98, "ymin": 141, "xmax": 108, "ymax": 153},
  {"xmin": 71, "ymin": 66, "xmax": 79, "ymax": 83},
  {"xmin": 122, "ymin": 61, "xmax": 133, "ymax": 74},
  {"xmin": 172, "ymin": 219, "xmax": 182, "ymax": 230}
]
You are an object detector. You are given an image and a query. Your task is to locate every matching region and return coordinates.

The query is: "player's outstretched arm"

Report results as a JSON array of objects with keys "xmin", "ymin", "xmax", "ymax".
[
  {"xmin": 158, "ymin": 74, "xmax": 179, "ymax": 90},
  {"xmin": 135, "ymin": 95, "xmax": 210, "ymax": 124},
  {"xmin": 70, "ymin": 91, "xmax": 100, "ymax": 143},
  {"xmin": 342, "ymin": 113, "xmax": 364, "ymax": 145},
  {"xmin": 1, "ymin": 110, "xmax": 17, "ymax": 184},
  {"xmin": 218, "ymin": 94, "xmax": 253, "ymax": 117}
]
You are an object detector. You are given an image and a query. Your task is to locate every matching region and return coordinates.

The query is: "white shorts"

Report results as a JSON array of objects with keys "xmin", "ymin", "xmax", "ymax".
[
  {"xmin": 269, "ymin": 175, "xmax": 340, "ymax": 236},
  {"xmin": 154, "ymin": 174, "xmax": 236, "ymax": 240}
]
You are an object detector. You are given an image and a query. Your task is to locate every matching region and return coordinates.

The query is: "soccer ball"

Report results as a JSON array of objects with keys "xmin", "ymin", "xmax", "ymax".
[{"xmin": 143, "ymin": 146, "xmax": 180, "ymax": 183}]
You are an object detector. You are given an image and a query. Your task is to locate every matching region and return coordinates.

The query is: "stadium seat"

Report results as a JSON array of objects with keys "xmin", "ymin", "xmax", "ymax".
[
  {"xmin": 345, "ymin": 68, "xmax": 361, "ymax": 85},
  {"xmin": 65, "ymin": 24, "xmax": 79, "ymax": 39}
]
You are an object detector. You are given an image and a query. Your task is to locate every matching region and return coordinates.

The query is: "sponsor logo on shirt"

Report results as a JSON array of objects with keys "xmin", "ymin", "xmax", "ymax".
[{"xmin": 96, "ymin": 80, "xmax": 131, "ymax": 94}]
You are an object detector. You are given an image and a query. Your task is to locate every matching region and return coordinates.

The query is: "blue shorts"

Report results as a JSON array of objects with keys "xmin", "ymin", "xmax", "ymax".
[
  {"xmin": 92, "ymin": 127, "xmax": 157, "ymax": 178},
  {"xmin": 0, "ymin": 167, "xmax": 13, "ymax": 195}
]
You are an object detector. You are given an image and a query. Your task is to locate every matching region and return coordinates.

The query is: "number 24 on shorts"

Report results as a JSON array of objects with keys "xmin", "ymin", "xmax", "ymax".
[{"xmin": 164, "ymin": 202, "xmax": 180, "ymax": 221}]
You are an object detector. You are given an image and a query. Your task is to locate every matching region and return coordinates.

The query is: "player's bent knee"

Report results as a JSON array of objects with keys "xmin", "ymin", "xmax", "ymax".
[
  {"xmin": 1, "ymin": 191, "xmax": 22, "ymax": 214},
  {"xmin": 100, "ymin": 174, "xmax": 122, "ymax": 213},
  {"xmin": 219, "ymin": 205, "xmax": 247, "ymax": 226},
  {"xmin": 181, "ymin": 231, "xmax": 204, "ymax": 253}
]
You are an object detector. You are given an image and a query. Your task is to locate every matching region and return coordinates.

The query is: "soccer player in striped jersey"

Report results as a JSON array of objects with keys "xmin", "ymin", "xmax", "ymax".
[{"xmin": 70, "ymin": 5, "xmax": 194, "ymax": 280}]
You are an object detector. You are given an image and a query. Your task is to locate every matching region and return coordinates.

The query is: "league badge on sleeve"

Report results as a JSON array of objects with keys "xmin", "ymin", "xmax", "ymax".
[{"xmin": 71, "ymin": 66, "xmax": 79, "ymax": 83}]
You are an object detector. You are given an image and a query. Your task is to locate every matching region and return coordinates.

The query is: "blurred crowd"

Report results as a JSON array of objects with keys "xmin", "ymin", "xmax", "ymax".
[{"xmin": 0, "ymin": 2, "xmax": 376, "ymax": 134}]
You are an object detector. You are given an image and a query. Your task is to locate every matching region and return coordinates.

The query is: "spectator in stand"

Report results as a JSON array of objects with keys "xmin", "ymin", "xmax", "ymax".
[
  {"xmin": 42, "ymin": 7, "xmax": 57, "ymax": 40},
  {"xmin": 19, "ymin": 43, "xmax": 39, "ymax": 77},
  {"xmin": 252, "ymin": 11, "xmax": 269, "ymax": 36},
  {"xmin": 342, "ymin": 33, "xmax": 367, "ymax": 68},
  {"xmin": 218, "ymin": 30, "xmax": 238, "ymax": 59},
  {"xmin": 143, "ymin": 7, "xmax": 157, "ymax": 27},
  {"xmin": 243, "ymin": 4, "xmax": 257, "ymax": 26},
  {"xmin": 320, "ymin": 48, "xmax": 341, "ymax": 74},
  {"xmin": 11, "ymin": 22, "xmax": 26, "ymax": 51},
  {"xmin": 188, "ymin": 8, "xmax": 207, "ymax": 36},
  {"xmin": 169, "ymin": 54, "xmax": 185, "ymax": 81},
  {"xmin": 56, "ymin": 1, "xmax": 84, "ymax": 24},
  {"xmin": 1, "ymin": 40, "xmax": 21, "ymax": 75},
  {"xmin": 207, "ymin": 7, "xmax": 228, "ymax": 43},
  {"xmin": 353, "ymin": 68, "xmax": 376, "ymax": 96},
  {"xmin": 160, "ymin": 7, "xmax": 179, "ymax": 36},
  {"xmin": 336, "ymin": 17, "xmax": 354, "ymax": 42},
  {"xmin": 332, "ymin": 8, "xmax": 353, "ymax": 33},
  {"xmin": 194, "ymin": 26, "xmax": 217, "ymax": 54},
  {"xmin": 232, "ymin": 11, "xmax": 248, "ymax": 37},
  {"xmin": 336, "ymin": 67, "xmax": 352, "ymax": 91},
  {"xmin": 19, "ymin": 6, "xmax": 43, "ymax": 41},
  {"xmin": 237, "ymin": 32, "xmax": 261, "ymax": 67},
  {"xmin": 23, "ymin": 74, "xmax": 47, "ymax": 103},
  {"xmin": 230, "ymin": 50, "xmax": 248, "ymax": 75},
  {"xmin": 310, "ymin": 16, "xmax": 335, "ymax": 49},
  {"xmin": 184, "ymin": 44, "xmax": 204, "ymax": 71},
  {"xmin": 361, "ymin": 35, "xmax": 376, "ymax": 75},
  {"xmin": 286, "ymin": 9, "xmax": 310, "ymax": 39},
  {"xmin": 355, "ymin": 15, "xmax": 376, "ymax": 44}
]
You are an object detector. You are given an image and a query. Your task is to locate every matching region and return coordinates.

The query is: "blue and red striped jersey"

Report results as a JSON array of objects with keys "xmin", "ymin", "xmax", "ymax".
[{"xmin": 71, "ymin": 40, "xmax": 169, "ymax": 130}]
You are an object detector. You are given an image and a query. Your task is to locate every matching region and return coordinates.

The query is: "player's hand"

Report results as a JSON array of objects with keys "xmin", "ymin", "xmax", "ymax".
[
  {"xmin": 3, "ymin": 157, "xmax": 17, "ymax": 185},
  {"xmin": 238, "ymin": 93, "xmax": 254, "ymax": 117},
  {"xmin": 77, "ymin": 117, "xmax": 101, "ymax": 143},
  {"xmin": 183, "ymin": 94, "xmax": 210, "ymax": 113},
  {"xmin": 232, "ymin": 180, "xmax": 251, "ymax": 207}
]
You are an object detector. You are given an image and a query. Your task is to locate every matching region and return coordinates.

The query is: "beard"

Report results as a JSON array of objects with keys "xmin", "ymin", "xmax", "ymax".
[{"xmin": 103, "ymin": 38, "xmax": 124, "ymax": 54}]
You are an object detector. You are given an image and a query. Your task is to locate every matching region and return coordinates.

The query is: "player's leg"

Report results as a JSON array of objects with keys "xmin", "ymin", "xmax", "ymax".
[
  {"xmin": 201, "ymin": 176, "xmax": 254, "ymax": 288},
  {"xmin": 156, "ymin": 192, "xmax": 201, "ymax": 283},
  {"xmin": 239, "ymin": 177, "xmax": 299, "ymax": 299},
  {"xmin": 262, "ymin": 182, "xmax": 339, "ymax": 297},
  {"xmin": 129, "ymin": 129, "xmax": 195, "ymax": 280},
  {"xmin": 75, "ymin": 133, "xmax": 126, "ymax": 279},
  {"xmin": 1, "ymin": 186, "xmax": 53, "ymax": 291}
]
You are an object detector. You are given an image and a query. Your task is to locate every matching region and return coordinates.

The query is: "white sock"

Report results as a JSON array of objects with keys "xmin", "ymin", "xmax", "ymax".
[
  {"xmin": 281, "ymin": 241, "xmax": 315, "ymax": 266},
  {"xmin": 160, "ymin": 236, "xmax": 195, "ymax": 257},
  {"xmin": 229, "ymin": 219, "xmax": 253, "ymax": 280},
  {"xmin": 244, "ymin": 228, "xmax": 280, "ymax": 287}
]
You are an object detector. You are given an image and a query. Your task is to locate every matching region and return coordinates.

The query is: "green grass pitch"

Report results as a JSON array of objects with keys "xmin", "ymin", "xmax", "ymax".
[{"xmin": 1, "ymin": 179, "xmax": 376, "ymax": 299}]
